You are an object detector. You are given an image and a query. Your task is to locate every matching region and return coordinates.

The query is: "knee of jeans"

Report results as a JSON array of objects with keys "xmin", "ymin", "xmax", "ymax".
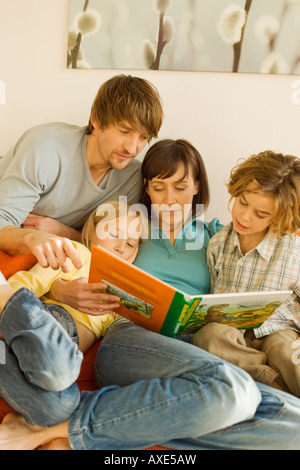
[
  {"xmin": 218, "ymin": 361, "xmax": 261, "ymax": 420},
  {"xmin": 37, "ymin": 384, "xmax": 80, "ymax": 427},
  {"xmin": 28, "ymin": 358, "xmax": 82, "ymax": 392}
]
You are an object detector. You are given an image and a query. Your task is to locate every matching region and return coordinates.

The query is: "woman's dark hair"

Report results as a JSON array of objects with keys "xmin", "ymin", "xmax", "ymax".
[{"xmin": 141, "ymin": 139, "xmax": 210, "ymax": 217}]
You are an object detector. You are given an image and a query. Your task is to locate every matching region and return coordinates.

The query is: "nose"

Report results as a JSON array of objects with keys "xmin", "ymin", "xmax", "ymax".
[
  {"xmin": 114, "ymin": 240, "xmax": 126, "ymax": 254},
  {"xmin": 164, "ymin": 188, "xmax": 176, "ymax": 205},
  {"xmin": 124, "ymin": 135, "xmax": 140, "ymax": 156},
  {"xmin": 241, "ymin": 207, "xmax": 252, "ymax": 222}
]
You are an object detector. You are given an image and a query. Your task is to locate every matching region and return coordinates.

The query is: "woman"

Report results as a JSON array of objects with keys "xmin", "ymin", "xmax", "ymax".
[{"xmin": 1, "ymin": 140, "xmax": 300, "ymax": 450}]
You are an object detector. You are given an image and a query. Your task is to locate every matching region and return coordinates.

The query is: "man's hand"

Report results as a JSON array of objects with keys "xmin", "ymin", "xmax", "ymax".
[{"xmin": 23, "ymin": 231, "xmax": 82, "ymax": 272}]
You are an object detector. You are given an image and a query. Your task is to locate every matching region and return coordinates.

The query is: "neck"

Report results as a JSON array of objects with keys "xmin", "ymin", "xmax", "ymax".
[
  {"xmin": 86, "ymin": 134, "xmax": 110, "ymax": 185},
  {"xmin": 160, "ymin": 221, "xmax": 184, "ymax": 246},
  {"xmin": 238, "ymin": 231, "xmax": 267, "ymax": 255}
]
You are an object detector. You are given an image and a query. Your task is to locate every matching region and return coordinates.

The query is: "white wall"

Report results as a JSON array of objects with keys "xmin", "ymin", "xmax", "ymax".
[{"xmin": 1, "ymin": 0, "xmax": 300, "ymax": 224}]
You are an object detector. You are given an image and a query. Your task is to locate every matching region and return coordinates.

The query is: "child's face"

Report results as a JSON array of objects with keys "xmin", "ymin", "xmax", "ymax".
[
  {"xmin": 90, "ymin": 214, "xmax": 141, "ymax": 263},
  {"xmin": 232, "ymin": 183, "xmax": 276, "ymax": 240}
]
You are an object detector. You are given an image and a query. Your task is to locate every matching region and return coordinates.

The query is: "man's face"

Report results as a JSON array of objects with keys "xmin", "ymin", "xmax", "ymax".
[{"xmin": 91, "ymin": 121, "xmax": 150, "ymax": 171}]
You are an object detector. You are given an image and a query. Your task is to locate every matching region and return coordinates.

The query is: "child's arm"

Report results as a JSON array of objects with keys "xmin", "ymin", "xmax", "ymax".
[
  {"xmin": 7, "ymin": 242, "xmax": 88, "ymax": 299},
  {"xmin": 207, "ymin": 241, "xmax": 218, "ymax": 293},
  {"xmin": 48, "ymin": 244, "xmax": 139, "ymax": 315},
  {"xmin": 49, "ymin": 277, "xmax": 121, "ymax": 315}
]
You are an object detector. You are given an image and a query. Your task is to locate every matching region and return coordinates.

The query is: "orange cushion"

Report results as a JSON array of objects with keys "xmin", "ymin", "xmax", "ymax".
[{"xmin": 0, "ymin": 251, "xmax": 37, "ymax": 279}]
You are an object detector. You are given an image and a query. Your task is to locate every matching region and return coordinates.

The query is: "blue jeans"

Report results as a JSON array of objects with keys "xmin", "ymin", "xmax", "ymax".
[
  {"xmin": 0, "ymin": 288, "xmax": 82, "ymax": 426},
  {"xmin": 67, "ymin": 320, "xmax": 300, "ymax": 450}
]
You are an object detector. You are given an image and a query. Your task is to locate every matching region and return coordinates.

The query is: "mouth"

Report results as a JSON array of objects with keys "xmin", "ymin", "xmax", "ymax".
[
  {"xmin": 115, "ymin": 153, "xmax": 133, "ymax": 161},
  {"xmin": 235, "ymin": 219, "xmax": 249, "ymax": 231}
]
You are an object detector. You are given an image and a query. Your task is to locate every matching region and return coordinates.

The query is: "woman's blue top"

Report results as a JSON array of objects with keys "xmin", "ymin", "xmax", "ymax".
[{"xmin": 134, "ymin": 218, "xmax": 222, "ymax": 296}]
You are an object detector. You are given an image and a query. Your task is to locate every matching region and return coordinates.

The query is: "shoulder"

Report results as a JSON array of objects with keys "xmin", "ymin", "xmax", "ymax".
[
  {"xmin": 14, "ymin": 123, "xmax": 85, "ymax": 153},
  {"xmin": 11, "ymin": 123, "xmax": 86, "ymax": 177},
  {"xmin": 207, "ymin": 221, "xmax": 234, "ymax": 252},
  {"xmin": 204, "ymin": 218, "xmax": 225, "ymax": 238},
  {"xmin": 113, "ymin": 159, "xmax": 142, "ymax": 179},
  {"xmin": 274, "ymin": 234, "xmax": 300, "ymax": 259}
]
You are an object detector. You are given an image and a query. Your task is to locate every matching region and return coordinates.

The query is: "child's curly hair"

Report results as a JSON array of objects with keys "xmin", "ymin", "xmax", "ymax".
[{"xmin": 227, "ymin": 150, "xmax": 300, "ymax": 238}]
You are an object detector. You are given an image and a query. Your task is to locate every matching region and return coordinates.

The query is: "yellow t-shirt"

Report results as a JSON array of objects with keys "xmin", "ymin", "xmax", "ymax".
[{"xmin": 8, "ymin": 241, "xmax": 117, "ymax": 339}]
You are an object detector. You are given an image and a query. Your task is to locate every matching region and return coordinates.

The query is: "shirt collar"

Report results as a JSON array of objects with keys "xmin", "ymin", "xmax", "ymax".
[{"xmin": 229, "ymin": 222, "xmax": 277, "ymax": 261}]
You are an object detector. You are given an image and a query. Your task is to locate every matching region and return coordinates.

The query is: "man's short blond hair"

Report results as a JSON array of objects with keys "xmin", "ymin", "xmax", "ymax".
[{"xmin": 87, "ymin": 75, "xmax": 163, "ymax": 140}]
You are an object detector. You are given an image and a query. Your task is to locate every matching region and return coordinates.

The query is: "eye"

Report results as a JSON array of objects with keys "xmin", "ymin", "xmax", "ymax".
[
  {"xmin": 108, "ymin": 232, "xmax": 118, "ymax": 239},
  {"xmin": 175, "ymin": 187, "xmax": 186, "ymax": 191}
]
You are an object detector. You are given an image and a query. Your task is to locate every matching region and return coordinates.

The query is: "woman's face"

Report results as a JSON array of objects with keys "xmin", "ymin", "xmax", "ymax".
[{"xmin": 145, "ymin": 164, "xmax": 199, "ymax": 231}]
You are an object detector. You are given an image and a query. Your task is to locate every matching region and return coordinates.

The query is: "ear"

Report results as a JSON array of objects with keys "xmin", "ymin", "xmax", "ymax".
[
  {"xmin": 193, "ymin": 181, "xmax": 200, "ymax": 195},
  {"xmin": 90, "ymin": 108, "xmax": 100, "ymax": 130}
]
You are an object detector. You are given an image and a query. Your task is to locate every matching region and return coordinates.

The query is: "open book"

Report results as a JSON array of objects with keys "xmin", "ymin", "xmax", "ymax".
[{"xmin": 88, "ymin": 245, "xmax": 293, "ymax": 338}]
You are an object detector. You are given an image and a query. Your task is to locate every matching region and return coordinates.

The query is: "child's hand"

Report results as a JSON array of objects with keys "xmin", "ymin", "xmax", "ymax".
[{"xmin": 48, "ymin": 277, "xmax": 120, "ymax": 315}]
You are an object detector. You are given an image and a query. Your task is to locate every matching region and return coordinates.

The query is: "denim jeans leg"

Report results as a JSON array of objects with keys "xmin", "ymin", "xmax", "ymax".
[
  {"xmin": 0, "ymin": 344, "xmax": 80, "ymax": 426},
  {"xmin": 67, "ymin": 322, "xmax": 261, "ymax": 450},
  {"xmin": 185, "ymin": 384, "xmax": 300, "ymax": 450},
  {"xmin": 0, "ymin": 288, "xmax": 83, "ymax": 392}
]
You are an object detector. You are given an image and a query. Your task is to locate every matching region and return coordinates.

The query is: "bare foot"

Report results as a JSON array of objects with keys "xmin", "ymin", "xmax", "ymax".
[
  {"xmin": 0, "ymin": 413, "xmax": 49, "ymax": 450},
  {"xmin": 39, "ymin": 438, "xmax": 72, "ymax": 451}
]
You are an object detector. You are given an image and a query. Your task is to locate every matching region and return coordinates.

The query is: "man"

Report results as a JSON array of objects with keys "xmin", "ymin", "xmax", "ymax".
[{"xmin": 0, "ymin": 75, "xmax": 163, "ymax": 272}]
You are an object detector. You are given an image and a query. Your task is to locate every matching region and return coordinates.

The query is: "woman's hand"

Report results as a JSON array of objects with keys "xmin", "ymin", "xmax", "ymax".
[{"xmin": 48, "ymin": 277, "xmax": 121, "ymax": 315}]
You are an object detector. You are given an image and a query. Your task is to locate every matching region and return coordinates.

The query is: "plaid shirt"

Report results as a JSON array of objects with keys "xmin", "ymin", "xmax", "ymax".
[{"xmin": 207, "ymin": 222, "xmax": 300, "ymax": 338}]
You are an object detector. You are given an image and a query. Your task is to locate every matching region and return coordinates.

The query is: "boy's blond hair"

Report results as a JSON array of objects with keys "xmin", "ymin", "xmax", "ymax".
[
  {"xmin": 82, "ymin": 200, "xmax": 149, "ymax": 250},
  {"xmin": 227, "ymin": 150, "xmax": 300, "ymax": 238}
]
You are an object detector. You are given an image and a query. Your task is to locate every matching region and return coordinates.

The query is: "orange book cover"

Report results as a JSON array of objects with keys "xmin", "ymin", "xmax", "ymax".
[
  {"xmin": 88, "ymin": 245, "xmax": 180, "ymax": 334},
  {"xmin": 89, "ymin": 246, "xmax": 293, "ymax": 337}
]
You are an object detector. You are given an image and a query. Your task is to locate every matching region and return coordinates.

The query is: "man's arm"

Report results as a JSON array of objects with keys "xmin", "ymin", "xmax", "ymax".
[
  {"xmin": 0, "ymin": 226, "xmax": 82, "ymax": 272},
  {"xmin": 22, "ymin": 213, "xmax": 82, "ymax": 241}
]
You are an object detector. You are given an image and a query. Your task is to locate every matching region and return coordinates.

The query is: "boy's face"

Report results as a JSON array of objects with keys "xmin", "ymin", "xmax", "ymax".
[
  {"xmin": 89, "ymin": 120, "xmax": 150, "ymax": 171},
  {"xmin": 90, "ymin": 214, "xmax": 141, "ymax": 263},
  {"xmin": 232, "ymin": 183, "xmax": 276, "ymax": 240}
]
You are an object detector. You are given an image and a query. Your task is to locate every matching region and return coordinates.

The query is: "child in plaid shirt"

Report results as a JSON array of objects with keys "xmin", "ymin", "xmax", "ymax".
[{"xmin": 193, "ymin": 150, "xmax": 300, "ymax": 397}]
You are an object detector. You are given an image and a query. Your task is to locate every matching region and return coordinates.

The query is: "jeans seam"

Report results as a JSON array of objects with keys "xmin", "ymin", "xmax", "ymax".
[
  {"xmin": 0, "ymin": 385, "xmax": 35, "ymax": 426},
  {"xmin": 91, "ymin": 387, "xmax": 205, "ymax": 431},
  {"xmin": 99, "ymin": 342, "xmax": 206, "ymax": 365}
]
